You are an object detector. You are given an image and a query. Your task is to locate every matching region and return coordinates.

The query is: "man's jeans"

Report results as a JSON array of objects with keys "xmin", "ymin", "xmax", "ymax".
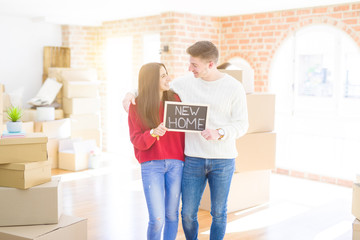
[
  {"xmin": 141, "ymin": 159, "xmax": 184, "ymax": 240},
  {"xmin": 181, "ymin": 156, "xmax": 235, "ymax": 240}
]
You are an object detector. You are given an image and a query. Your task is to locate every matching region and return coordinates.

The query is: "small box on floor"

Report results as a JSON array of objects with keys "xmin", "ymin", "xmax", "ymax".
[
  {"xmin": 0, "ymin": 133, "xmax": 48, "ymax": 164},
  {"xmin": 352, "ymin": 183, "xmax": 360, "ymax": 219},
  {"xmin": 199, "ymin": 170, "xmax": 270, "ymax": 213},
  {"xmin": 0, "ymin": 215, "xmax": 87, "ymax": 240},
  {"xmin": 0, "ymin": 177, "xmax": 62, "ymax": 226},
  {"xmin": 59, "ymin": 139, "xmax": 97, "ymax": 171},
  {"xmin": 354, "ymin": 218, "xmax": 360, "ymax": 240},
  {"xmin": 0, "ymin": 161, "xmax": 51, "ymax": 189}
]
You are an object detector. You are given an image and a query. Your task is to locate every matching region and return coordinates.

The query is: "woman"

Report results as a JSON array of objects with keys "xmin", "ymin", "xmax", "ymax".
[{"xmin": 128, "ymin": 62, "xmax": 185, "ymax": 240}]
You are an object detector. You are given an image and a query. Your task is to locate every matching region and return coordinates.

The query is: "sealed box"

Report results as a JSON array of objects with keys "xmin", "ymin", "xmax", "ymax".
[
  {"xmin": 59, "ymin": 139, "xmax": 97, "ymax": 171},
  {"xmin": 235, "ymin": 132, "xmax": 276, "ymax": 173},
  {"xmin": 48, "ymin": 67, "xmax": 97, "ymax": 82},
  {"xmin": 0, "ymin": 215, "xmax": 87, "ymax": 240},
  {"xmin": 34, "ymin": 119, "xmax": 71, "ymax": 139},
  {"xmin": 62, "ymin": 97, "xmax": 100, "ymax": 115},
  {"xmin": 0, "ymin": 177, "xmax": 62, "ymax": 226},
  {"xmin": 63, "ymin": 81, "xmax": 99, "ymax": 98},
  {"xmin": 219, "ymin": 69, "xmax": 254, "ymax": 94},
  {"xmin": 0, "ymin": 161, "xmax": 51, "ymax": 189},
  {"xmin": 353, "ymin": 183, "xmax": 360, "ymax": 220},
  {"xmin": 71, "ymin": 128, "xmax": 102, "ymax": 147},
  {"xmin": 66, "ymin": 113, "xmax": 100, "ymax": 131},
  {"xmin": 200, "ymin": 170, "xmax": 270, "ymax": 213},
  {"xmin": 354, "ymin": 218, "xmax": 360, "ymax": 240},
  {"xmin": 48, "ymin": 138, "xmax": 60, "ymax": 169},
  {"xmin": 0, "ymin": 133, "xmax": 48, "ymax": 164},
  {"xmin": 246, "ymin": 93, "xmax": 275, "ymax": 133}
]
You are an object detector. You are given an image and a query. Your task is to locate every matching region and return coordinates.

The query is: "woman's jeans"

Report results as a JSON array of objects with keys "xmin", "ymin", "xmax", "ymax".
[
  {"xmin": 181, "ymin": 156, "xmax": 235, "ymax": 240},
  {"xmin": 141, "ymin": 159, "xmax": 184, "ymax": 240}
]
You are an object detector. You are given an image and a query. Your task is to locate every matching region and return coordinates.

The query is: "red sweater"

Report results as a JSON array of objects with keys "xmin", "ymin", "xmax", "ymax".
[{"xmin": 128, "ymin": 95, "xmax": 185, "ymax": 164}]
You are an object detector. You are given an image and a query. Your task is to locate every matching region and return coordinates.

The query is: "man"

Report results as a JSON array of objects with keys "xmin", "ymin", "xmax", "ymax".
[{"xmin": 123, "ymin": 41, "xmax": 248, "ymax": 240}]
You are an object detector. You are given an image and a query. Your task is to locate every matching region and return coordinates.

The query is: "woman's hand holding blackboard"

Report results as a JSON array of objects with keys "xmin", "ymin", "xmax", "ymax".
[
  {"xmin": 153, "ymin": 123, "xmax": 168, "ymax": 137},
  {"xmin": 201, "ymin": 129, "xmax": 220, "ymax": 141}
]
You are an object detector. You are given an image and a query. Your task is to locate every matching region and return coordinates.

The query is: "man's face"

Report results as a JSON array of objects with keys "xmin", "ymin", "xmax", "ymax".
[{"xmin": 188, "ymin": 56, "xmax": 211, "ymax": 79}]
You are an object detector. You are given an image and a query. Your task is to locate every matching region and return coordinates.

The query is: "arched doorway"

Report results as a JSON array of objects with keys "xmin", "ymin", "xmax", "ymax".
[{"xmin": 269, "ymin": 24, "xmax": 360, "ymax": 182}]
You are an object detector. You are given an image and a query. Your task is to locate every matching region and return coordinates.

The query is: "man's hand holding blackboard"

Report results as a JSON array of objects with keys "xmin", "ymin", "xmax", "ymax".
[
  {"xmin": 150, "ymin": 123, "xmax": 168, "ymax": 140},
  {"xmin": 201, "ymin": 129, "xmax": 221, "ymax": 141}
]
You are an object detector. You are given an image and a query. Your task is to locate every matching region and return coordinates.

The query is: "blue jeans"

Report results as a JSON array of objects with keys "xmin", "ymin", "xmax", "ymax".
[
  {"xmin": 181, "ymin": 156, "xmax": 235, "ymax": 240},
  {"xmin": 141, "ymin": 159, "xmax": 184, "ymax": 240}
]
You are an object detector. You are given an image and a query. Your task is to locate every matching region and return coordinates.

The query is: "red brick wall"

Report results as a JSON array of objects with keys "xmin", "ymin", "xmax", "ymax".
[
  {"xmin": 219, "ymin": 3, "xmax": 360, "ymax": 92},
  {"xmin": 61, "ymin": 3, "xmax": 360, "ymax": 154}
]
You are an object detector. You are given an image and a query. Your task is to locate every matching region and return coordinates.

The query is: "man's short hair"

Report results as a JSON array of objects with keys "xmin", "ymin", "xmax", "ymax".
[{"xmin": 186, "ymin": 41, "xmax": 219, "ymax": 63}]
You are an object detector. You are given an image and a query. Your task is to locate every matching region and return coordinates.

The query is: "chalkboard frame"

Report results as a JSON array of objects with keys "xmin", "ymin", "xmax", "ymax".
[{"xmin": 163, "ymin": 101, "xmax": 209, "ymax": 132}]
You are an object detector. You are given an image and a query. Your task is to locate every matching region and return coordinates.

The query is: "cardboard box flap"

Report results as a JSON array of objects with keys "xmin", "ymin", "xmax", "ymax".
[
  {"xmin": 0, "ymin": 133, "xmax": 48, "ymax": 145},
  {"xmin": 0, "ymin": 161, "xmax": 51, "ymax": 171},
  {"xmin": 0, "ymin": 215, "xmax": 85, "ymax": 238}
]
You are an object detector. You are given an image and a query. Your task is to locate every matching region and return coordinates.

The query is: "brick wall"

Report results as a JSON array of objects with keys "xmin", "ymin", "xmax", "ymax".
[
  {"xmin": 61, "ymin": 3, "xmax": 360, "ymax": 165},
  {"xmin": 219, "ymin": 3, "xmax": 360, "ymax": 92}
]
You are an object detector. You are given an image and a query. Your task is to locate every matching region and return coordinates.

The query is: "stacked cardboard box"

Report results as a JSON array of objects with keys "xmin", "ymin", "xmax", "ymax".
[
  {"xmin": 34, "ymin": 119, "xmax": 71, "ymax": 169},
  {"xmin": 48, "ymin": 67, "xmax": 101, "ymax": 148},
  {"xmin": 200, "ymin": 70, "xmax": 276, "ymax": 213},
  {"xmin": 352, "ymin": 178, "xmax": 360, "ymax": 239},
  {"xmin": 0, "ymin": 177, "xmax": 87, "ymax": 239}
]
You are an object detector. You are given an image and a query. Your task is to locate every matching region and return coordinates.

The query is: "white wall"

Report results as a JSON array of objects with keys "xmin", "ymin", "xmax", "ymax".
[{"xmin": 0, "ymin": 15, "xmax": 62, "ymax": 108}]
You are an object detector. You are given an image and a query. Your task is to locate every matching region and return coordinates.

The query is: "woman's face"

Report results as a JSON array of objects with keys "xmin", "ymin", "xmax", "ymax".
[{"xmin": 159, "ymin": 66, "xmax": 171, "ymax": 92}]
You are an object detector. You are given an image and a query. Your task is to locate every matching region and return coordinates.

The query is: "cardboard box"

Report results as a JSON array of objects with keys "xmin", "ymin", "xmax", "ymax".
[
  {"xmin": 2, "ymin": 92, "xmax": 11, "ymax": 112},
  {"xmin": 71, "ymin": 128, "xmax": 102, "ymax": 147},
  {"xmin": 246, "ymin": 93, "xmax": 275, "ymax": 133},
  {"xmin": 63, "ymin": 81, "xmax": 99, "ymax": 98},
  {"xmin": 353, "ymin": 183, "xmax": 360, "ymax": 220},
  {"xmin": 48, "ymin": 138, "xmax": 60, "ymax": 169},
  {"xmin": 0, "ymin": 215, "xmax": 87, "ymax": 240},
  {"xmin": 22, "ymin": 109, "xmax": 64, "ymax": 122},
  {"xmin": 200, "ymin": 170, "xmax": 270, "ymax": 213},
  {"xmin": 0, "ymin": 84, "xmax": 3, "ymax": 113},
  {"xmin": 66, "ymin": 113, "xmax": 100, "ymax": 131},
  {"xmin": 235, "ymin": 132, "xmax": 276, "ymax": 173},
  {"xmin": 354, "ymin": 218, "xmax": 360, "ymax": 240},
  {"xmin": 62, "ymin": 97, "xmax": 100, "ymax": 115},
  {"xmin": 0, "ymin": 177, "xmax": 62, "ymax": 226},
  {"xmin": 59, "ymin": 139, "xmax": 97, "ymax": 171},
  {"xmin": 0, "ymin": 133, "xmax": 48, "ymax": 164},
  {"xmin": 219, "ymin": 69, "xmax": 254, "ymax": 94},
  {"xmin": 48, "ymin": 67, "xmax": 97, "ymax": 82},
  {"xmin": 34, "ymin": 119, "xmax": 71, "ymax": 139},
  {"xmin": 0, "ymin": 161, "xmax": 51, "ymax": 189}
]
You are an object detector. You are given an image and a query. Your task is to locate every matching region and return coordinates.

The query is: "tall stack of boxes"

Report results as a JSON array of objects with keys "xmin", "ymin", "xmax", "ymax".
[
  {"xmin": 0, "ymin": 132, "xmax": 87, "ymax": 239},
  {"xmin": 352, "ymin": 175, "xmax": 360, "ymax": 239},
  {"xmin": 200, "ymin": 69, "xmax": 276, "ymax": 213},
  {"xmin": 48, "ymin": 67, "xmax": 101, "ymax": 148},
  {"xmin": 47, "ymin": 68, "xmax": 101, "ymax": 171}
]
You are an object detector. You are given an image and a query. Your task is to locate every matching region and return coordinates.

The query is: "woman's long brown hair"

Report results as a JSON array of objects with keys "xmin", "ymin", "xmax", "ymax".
[{"xmin": 136, "ymin": 62, "xmax": 176, "ymax": 129}]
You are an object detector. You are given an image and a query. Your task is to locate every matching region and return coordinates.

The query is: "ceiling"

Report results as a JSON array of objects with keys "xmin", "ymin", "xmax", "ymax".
[{"xmin": 0, "ymin": 0, "xmax": 357, "ymax": 26}]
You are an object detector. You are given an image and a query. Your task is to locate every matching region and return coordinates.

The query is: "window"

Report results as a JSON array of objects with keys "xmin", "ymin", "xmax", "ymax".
[{"xmin": 269, "ymin": 25, "xmax": 360, "ymax": 180}]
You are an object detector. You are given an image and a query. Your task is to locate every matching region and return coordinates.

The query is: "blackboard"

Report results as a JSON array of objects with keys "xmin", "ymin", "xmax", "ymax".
[{"xmin": 163, "ymin": 101, "xmax": 209, "ymax": 132}]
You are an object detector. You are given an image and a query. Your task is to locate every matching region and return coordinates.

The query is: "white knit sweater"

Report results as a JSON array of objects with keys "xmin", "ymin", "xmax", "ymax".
[{"xmin": 171, "ymin": 73, "xmax": 249, "ymax": 159}]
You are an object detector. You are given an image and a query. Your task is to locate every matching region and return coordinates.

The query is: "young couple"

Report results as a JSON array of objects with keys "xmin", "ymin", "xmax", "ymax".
[{"xmin": 125, "ymin": 41, "xmax": 249, "ymax": 240}]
